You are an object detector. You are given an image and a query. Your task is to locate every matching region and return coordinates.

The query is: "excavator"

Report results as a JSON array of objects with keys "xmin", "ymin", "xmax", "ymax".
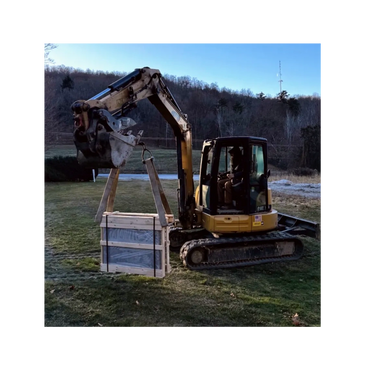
[{"xmin": 71, "ymin": 67, "xmax": 319, "ymax": 270}]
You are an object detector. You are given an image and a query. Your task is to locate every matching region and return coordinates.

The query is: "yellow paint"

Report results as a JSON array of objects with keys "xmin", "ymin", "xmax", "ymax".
[{"xmin": 201, "ymin": 210, "xmax": 277, "ymax": 234}]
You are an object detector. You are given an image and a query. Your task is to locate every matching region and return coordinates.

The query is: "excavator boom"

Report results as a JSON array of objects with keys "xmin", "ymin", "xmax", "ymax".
[{"xmin": 72, "ymin": 67, "xmax": 195, "ymax": 228}]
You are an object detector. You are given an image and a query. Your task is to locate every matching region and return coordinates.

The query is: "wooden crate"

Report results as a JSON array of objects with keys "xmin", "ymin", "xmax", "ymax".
[{"xmin": 100, "ymin": 212, "xmax": 173, "ymax": 278}]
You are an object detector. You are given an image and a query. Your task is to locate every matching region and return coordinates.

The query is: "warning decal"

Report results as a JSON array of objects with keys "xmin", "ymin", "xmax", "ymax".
[{"xmin": 253, "ymin": 215, "xmax": 263, "ymax": 227}]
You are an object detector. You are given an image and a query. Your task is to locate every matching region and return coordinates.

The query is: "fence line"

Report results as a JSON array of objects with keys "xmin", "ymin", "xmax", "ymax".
[{"xmin": 47, "ymin": 133, "xmax": 303, "ymax": 146}]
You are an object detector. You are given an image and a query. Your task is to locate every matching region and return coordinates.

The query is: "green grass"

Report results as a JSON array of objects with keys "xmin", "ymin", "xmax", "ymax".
[
  {"xmin": 45, "ymin": 179, "xmax": 320, "ymax": 327},
  {"xmin": 45, "ymin": 145, "xmax": 76, "ymax": 158},
  {"xmin": 61, "ymin": 257, "xmax": 100, "ymax": 272}
]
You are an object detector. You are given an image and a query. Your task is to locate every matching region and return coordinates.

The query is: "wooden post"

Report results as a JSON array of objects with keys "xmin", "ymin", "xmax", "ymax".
[
  {"xmin": 144, "ymin": 158, "xmax": 172, "ymax": 227},
  {"xmin": 94, "ymin": 168, "xmax": 120, "ymax": 223},
  {"xmin": 106, "ymin": 169, "xmax": 120, "ymax": 212}
]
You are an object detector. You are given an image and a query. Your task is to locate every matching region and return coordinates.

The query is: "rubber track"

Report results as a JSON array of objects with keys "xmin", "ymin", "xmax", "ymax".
[{"xmin": 180, "ymin": 231, "xmax": 304, "ymax": 270}]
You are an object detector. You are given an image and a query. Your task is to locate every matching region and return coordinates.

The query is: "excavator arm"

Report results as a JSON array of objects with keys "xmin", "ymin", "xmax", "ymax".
[{"xmin": 71, "ymin": 67, "xmax": 195, "ymax": 228}]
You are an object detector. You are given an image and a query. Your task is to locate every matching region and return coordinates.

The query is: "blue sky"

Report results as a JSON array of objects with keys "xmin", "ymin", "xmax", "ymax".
[{"xmin": 50, "ymin": 43, "xmax": 320, "ymax": 98}]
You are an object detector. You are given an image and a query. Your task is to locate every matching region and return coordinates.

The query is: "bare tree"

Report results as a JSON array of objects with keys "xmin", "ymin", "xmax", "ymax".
[
  {"xmin": 215, "ymin": 98, "xmax": 227, "ymax": 137},
  {"xmin": 45, "ymin": 44, "xmax": 58, "ymax": 151},
  {"xmin": 44, "ymin": 43, "xmax": 57, "ymax": 65},
  {"xmin": 44, "ymin": 43, "xmax": 65, "ymax": 151},
  {"xmin": 45, "ymin": 72, "xmax": 62, "ymax": 150}
]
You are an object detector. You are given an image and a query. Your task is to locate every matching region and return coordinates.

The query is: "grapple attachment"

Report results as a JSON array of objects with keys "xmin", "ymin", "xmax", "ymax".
[{"xmin": 72, "ymin": 101, "xmax": 143, "ymax": 168}]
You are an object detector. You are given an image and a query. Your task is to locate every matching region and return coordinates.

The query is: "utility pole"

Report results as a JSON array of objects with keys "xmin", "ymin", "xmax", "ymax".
[{"xmin": 278, "ymin": 61, "xmax": 283, "ymax": 93}]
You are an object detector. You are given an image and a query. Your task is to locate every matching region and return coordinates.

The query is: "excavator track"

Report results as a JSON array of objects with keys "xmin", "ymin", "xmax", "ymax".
[{"xmin": 180, "ymin": 231, "xmax": 303, "ymax": 270}]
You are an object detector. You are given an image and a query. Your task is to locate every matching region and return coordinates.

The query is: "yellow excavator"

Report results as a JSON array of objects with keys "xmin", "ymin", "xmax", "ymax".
[{"xmin": 71, "ymin": 67, "xmax": 319, "ymax": 270}]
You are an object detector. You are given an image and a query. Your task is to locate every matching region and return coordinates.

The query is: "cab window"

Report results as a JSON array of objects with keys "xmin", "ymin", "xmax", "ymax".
[{"xmin": 250, "ymin": 144, "xmax": 267, "ymax": 213}]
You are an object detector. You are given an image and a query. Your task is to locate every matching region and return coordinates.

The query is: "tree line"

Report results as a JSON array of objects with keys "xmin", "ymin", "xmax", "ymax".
[{"xmin": 44, "ymin": 65, "xmax": 320, "ymax": 171}]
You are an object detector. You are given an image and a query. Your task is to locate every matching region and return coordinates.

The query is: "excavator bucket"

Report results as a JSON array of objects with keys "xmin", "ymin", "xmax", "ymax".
[
  {"xmin": 74, "ymin": 129, "xmax": 143, "ymax": 169},
  {"xmin": 72, "ymin": 101, "xmax": 143, "ymax": 169}
]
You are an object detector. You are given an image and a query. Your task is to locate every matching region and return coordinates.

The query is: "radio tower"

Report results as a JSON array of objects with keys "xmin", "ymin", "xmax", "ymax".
[{"xmin": 278, "ymin": 61, "xmax": 283, "ymax": 93}]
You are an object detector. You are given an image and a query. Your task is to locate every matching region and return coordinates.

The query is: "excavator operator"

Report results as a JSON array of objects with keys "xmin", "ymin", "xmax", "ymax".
[{"xmin": 218, "ymin": 146, "xmax": 244, "ymax": 209}]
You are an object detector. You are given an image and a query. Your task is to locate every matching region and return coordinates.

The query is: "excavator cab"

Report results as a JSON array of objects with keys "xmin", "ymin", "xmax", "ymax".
[{"xmin": 198, "ymin": 136, "xmax": 271, "ymax": 216}]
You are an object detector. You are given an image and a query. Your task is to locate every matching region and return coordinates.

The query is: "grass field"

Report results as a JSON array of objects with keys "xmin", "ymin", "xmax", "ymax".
[
  {"xmin": 45, "ymin": 145, "xmax": 203, "ymax": 174},
  {"xmin": 45, "ymin": 176, "xmax": 320, "ymax": 327},
  {"xmin": 45, "ymin": 145, "xmax": 320, "ymax": 327}
]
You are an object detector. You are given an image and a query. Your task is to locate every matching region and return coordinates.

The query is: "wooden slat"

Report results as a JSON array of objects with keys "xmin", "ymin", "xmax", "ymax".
[
  {"xmin": 100, "ymin": 264, "xmax": 164, "ymax": 278},
  {"xmin": 101, "ymin": 212, "xmax": 174, "ymax": 224},
  {"xmin": 163, "ymin": 228, "xmax": 171, "ymax": 273},
  {"xmin": 100, "ymin": 222, "xmax": 163, "ymax": 231},
  {"xmin": 100, "ymin": 240, "xmax": 163, "ymax": 249},
  {"xmin": 100, "ymin": 213, "xmax": 174, "ymax": 230},
  {"xmin": 103, "ymin": 211, "xmax": 174, "ymax": 223},
  {"xmin": 101, "ymin": 215, "xmax": 165, "ymax": 226}
]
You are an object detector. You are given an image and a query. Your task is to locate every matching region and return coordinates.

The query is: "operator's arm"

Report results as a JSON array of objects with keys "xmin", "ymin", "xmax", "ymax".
[
  {"xmin": 228, "ymin": 170, "xmax": 243, "ymax": 180},
  {"xmin": 227, "ymin": 159, "xmax": 244, "ymax": 180}
]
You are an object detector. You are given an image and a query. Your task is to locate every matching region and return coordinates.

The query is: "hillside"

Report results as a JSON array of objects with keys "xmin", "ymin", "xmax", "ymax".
[{"xmin": 45, "ymin": 66, "xmax": 320, "ymax": 171}]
